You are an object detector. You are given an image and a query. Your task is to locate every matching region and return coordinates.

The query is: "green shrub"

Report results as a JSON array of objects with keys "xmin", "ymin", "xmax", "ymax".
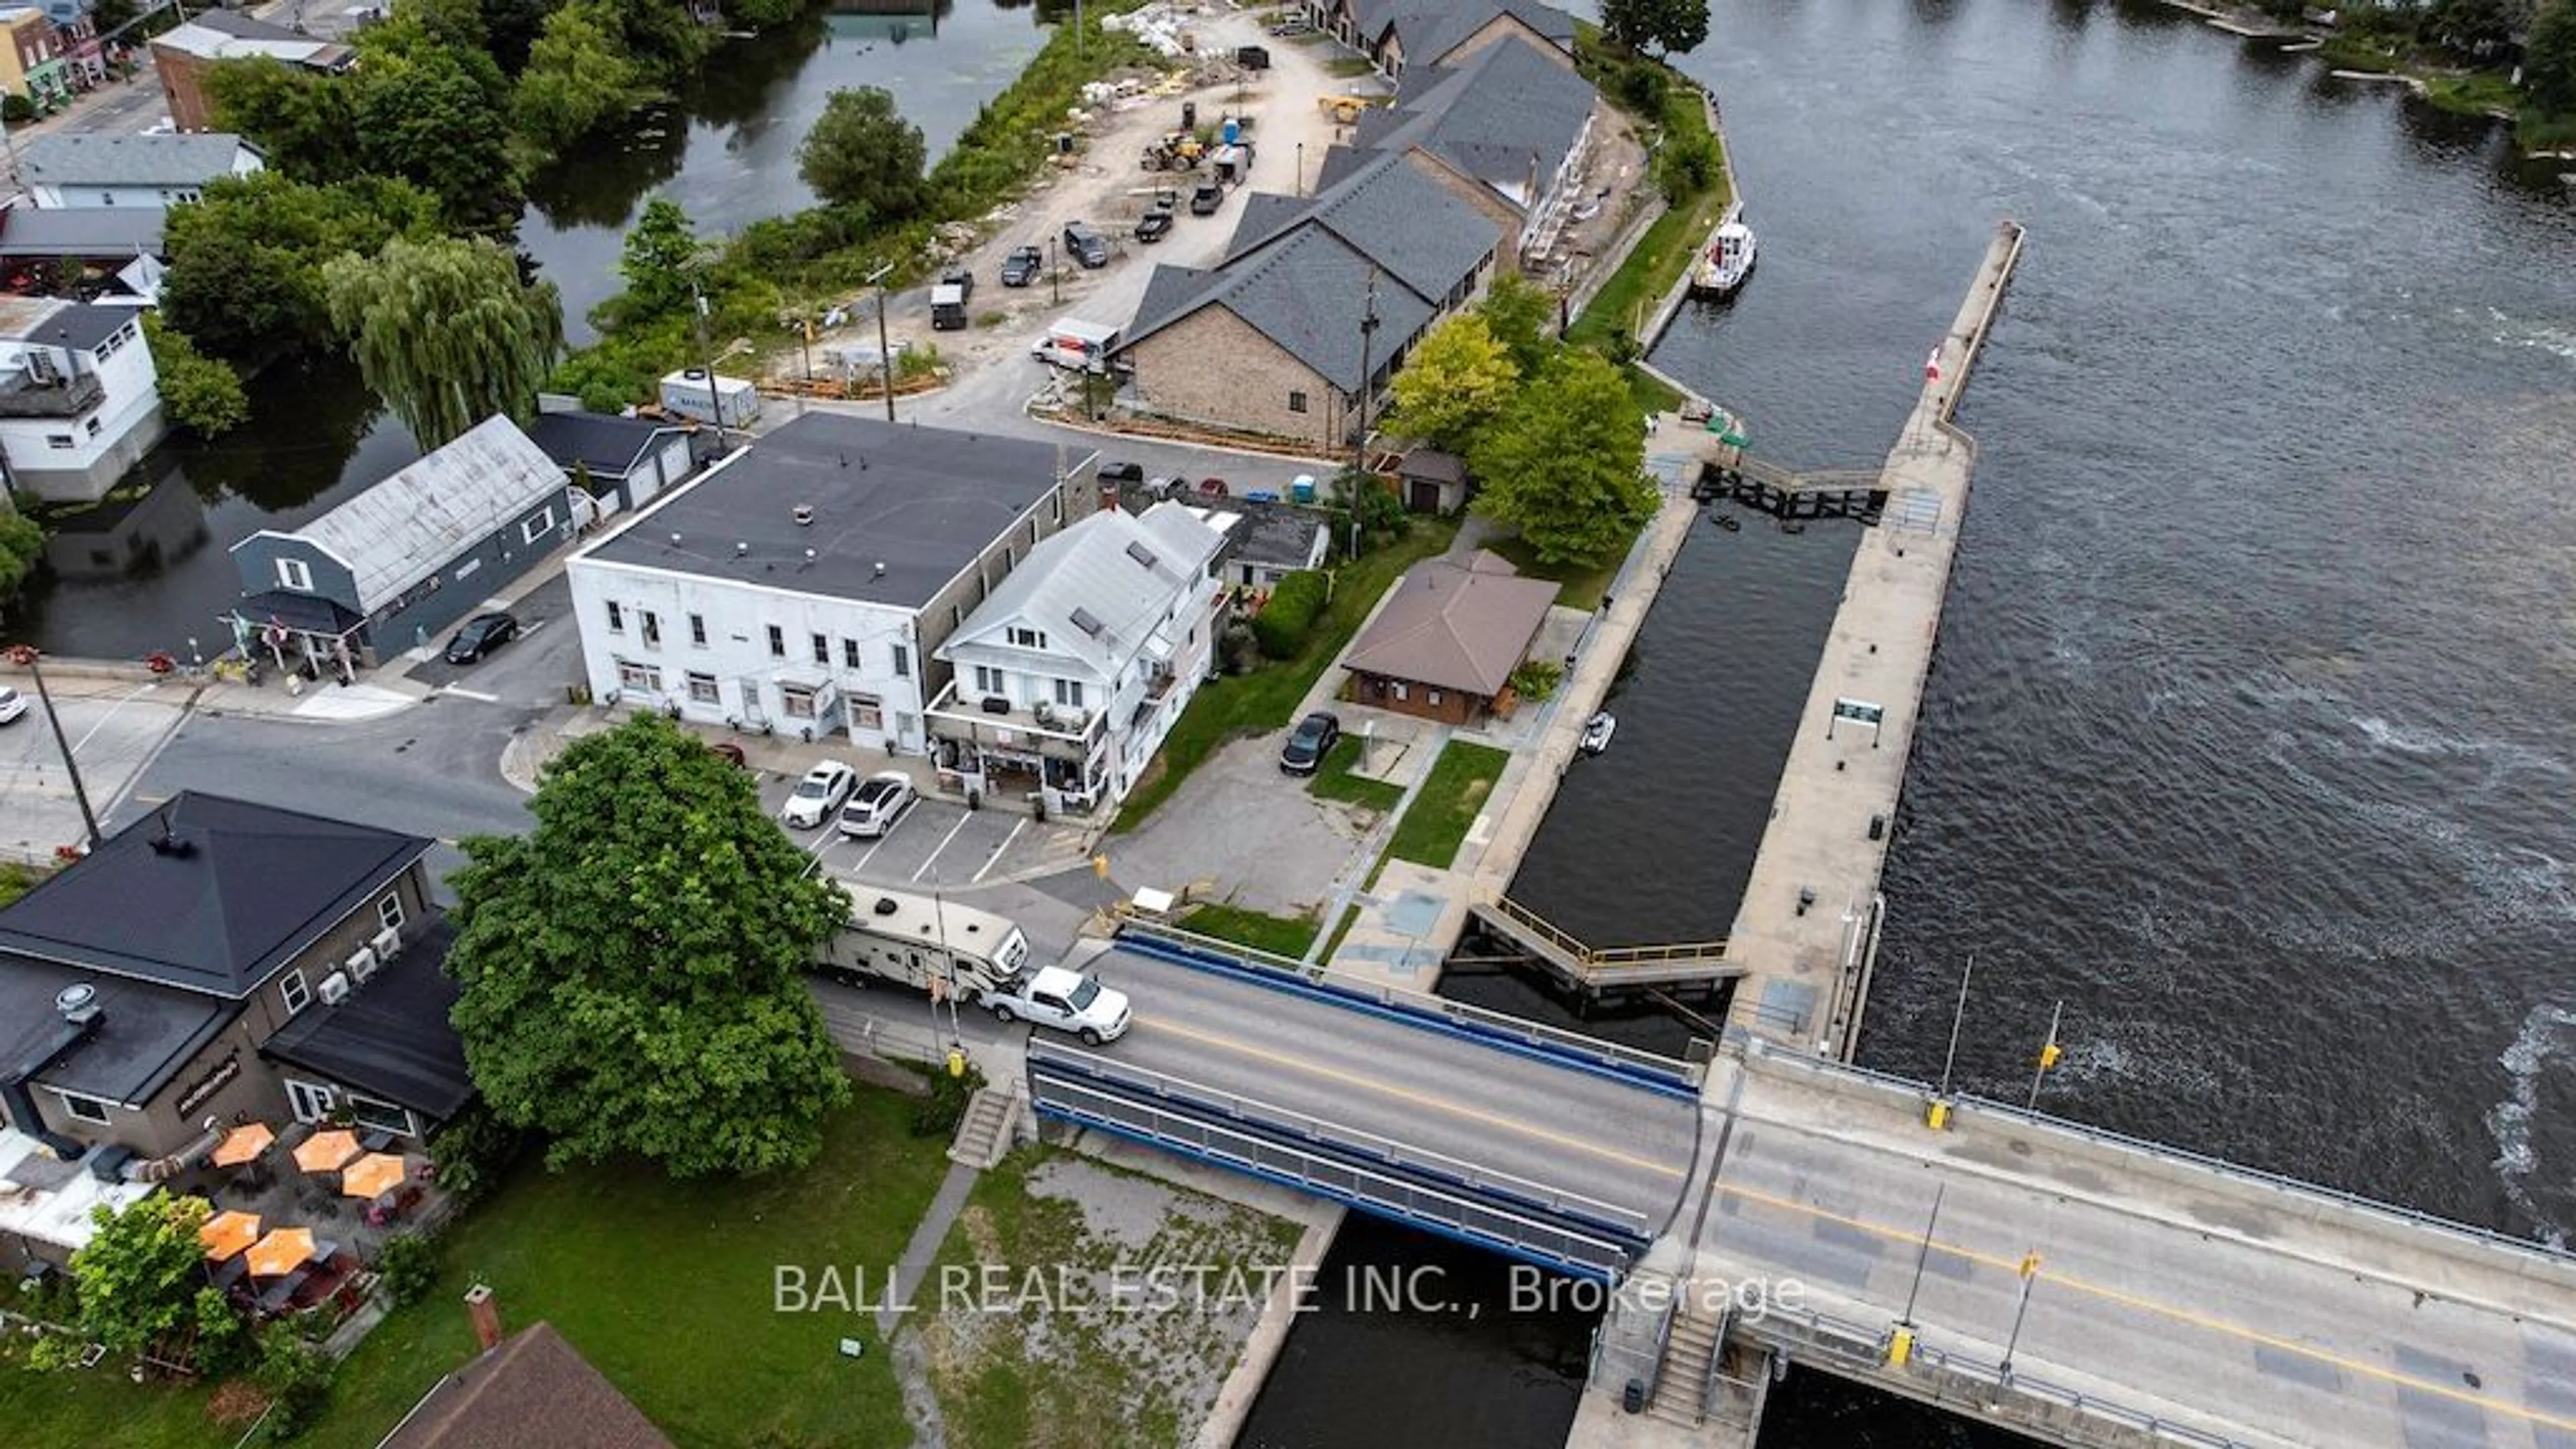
[
  {"xmin": 1509, "ymin": 659, "xmax": 1562, "ymax": 701},
  {"xmin": 1251, "ymin": 569, "xmax": 1328, "ymax": 659},
  {"xmin": 911, "ymin": 1060, "xmax": 987, "ymax": 1138},
  {"xmin": 253, "ymin": 1322, "xmax": 333, "ymax": 1440},
  {"xmin": 373, "ymin": 1232, "xmax": 439, "ymax": 1308},
  {"xmin": 427, "ymin": 1101, "xmax": 527, "ymax": 1203}
]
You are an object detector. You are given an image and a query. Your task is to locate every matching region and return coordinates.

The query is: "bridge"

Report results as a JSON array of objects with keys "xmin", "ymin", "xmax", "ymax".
[
  {"xmin": 1466, "ymin": 894, "xmax": 1737, "ymax": 995},
  {"xmin": 1039, "ymin": 924, "xmax": 2576, "ymax": 1449}
]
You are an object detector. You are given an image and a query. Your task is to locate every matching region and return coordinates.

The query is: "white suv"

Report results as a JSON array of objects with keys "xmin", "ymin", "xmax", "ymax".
[
  {"xmin": 781, "ymin": 761, "xmax": 857, "ymax": 828},
  {"xmin": 985, "ymin": 965, "xmax": 1132, "ymax": 1046},
  {"xmin": 837, "ymin": 771, "xmax": 916, "ymax": 838}
]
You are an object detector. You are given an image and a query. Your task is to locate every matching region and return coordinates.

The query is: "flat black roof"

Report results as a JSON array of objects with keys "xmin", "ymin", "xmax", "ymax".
[
  {"xmin": 263, "ymin": 920, "xmax": 472, "ymax": 1121},
  {"xmin": 585, "ymin": 415, "xmax": 1081, "ymax": 610},
  {"xmin": 0, "ymin": 966, "xmax": 231, "ymax": 1107},
  {"xmin": 0, "ymin": 792, "xmax": 429, "ymax": 1000}
]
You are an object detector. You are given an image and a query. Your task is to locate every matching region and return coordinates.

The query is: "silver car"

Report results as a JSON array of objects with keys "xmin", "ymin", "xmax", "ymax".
[{"xmin": 782, "ymin": 761, "xmax": 857, "ymax": 828}]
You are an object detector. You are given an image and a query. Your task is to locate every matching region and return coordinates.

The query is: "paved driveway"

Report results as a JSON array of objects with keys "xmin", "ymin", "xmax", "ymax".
[
  {"xmin": 1107, "ymin": 735, "xmax": 1375, "ymax": 918},
  {"xmin": 400, "ymin": 576, "xmax": 584, "ymax": 711}
]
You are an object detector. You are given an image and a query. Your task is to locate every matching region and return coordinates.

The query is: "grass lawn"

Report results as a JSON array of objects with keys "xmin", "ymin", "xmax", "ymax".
[
  {"xmin": 1306, "ymin": 735, "xmax": 1405, "ymax": 811},
  {"xmin": 0, "ymin": 1355, "xmax": 219, "ymax": 1449},
  {"xmin": 1181, "ymin": 902, "xmax": 1322, "ymax": 959},
  {"xmin": 1112, "ymin": 519, "xmax": 1458, "ymax": 832},
  {"xmin": 1564, "ymin": 42, "xmax": 1734, "ymax": 384},
  {"xmin": 1482, "ymin": 531, "xmax": 1621, "ymax": 612},
  {"xmin": 1383, "ymin": 741, "xmax": 1511, "ymax": 872},
  {"xmin": 1318, "ymin": 903, "xmax": 1361, "ymax": 963},
  {"xmin": 923, "ymin": 1148, "xmax": 1301, "ymax": 1449},
  {"xmin": 303, "ymin": 1089, "xmax": 950, "ymax": 1449},
  {"xmin": 1325, "ymin": 56, "xmax": 1377, "ymax": 77}
]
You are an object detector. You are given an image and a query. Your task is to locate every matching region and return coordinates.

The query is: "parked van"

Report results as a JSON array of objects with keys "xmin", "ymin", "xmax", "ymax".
[
  {"xmin": 1029, "ymin": 317, "xmax": 1122, "ymax": 373},
  {"xmin": 816, "ymin": 889, "xmax": 1032, "ymax": 1001},
  {"xmin": 930, "ymin": 268, "xmax": 973, "ymax": 331}
]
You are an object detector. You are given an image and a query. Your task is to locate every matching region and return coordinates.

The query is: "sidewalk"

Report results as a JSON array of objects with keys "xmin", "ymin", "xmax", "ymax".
[{"xmin": 9, "ymin": 661, "xmax": 431, "ymax": 725}]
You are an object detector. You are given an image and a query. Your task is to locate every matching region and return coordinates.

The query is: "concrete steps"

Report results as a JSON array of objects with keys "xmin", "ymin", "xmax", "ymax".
[
  {"xmin": 947, "ymin": 1084, "xmax": 1022, "ymax": 1169},
  {"xmin": 1644, "ymin": 1311, "xmax": 1721, "ymax": 1427}
]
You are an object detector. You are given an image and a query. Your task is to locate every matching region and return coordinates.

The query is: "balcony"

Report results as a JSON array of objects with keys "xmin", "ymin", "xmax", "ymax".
[
  {"xmin": 0, "ymin": 367, "xmax": 103, "ymax": 419},
  {"xmin": 923, "ymin": 680, "xmax": 1102, "ymax": 760}
]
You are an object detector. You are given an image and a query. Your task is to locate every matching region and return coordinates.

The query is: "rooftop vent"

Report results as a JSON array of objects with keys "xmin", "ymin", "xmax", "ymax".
[
  {"xmin": 794, "ymin": 504, "xmax": 814, "ymax": 526},
  {"xmin": 670, "ymin": 532, "xmax": 683, "ymax": 546},
  {"xmin": 735, "ymin": 541, "xmax": 749, "ymax": 557},
  {"xmin": 804, "ymin": 548, "xmax": 817, "ymax": 562},
  {"xmin": 1125, "ymin": 541, "xmax": 1159, "ymax": 570},
  {"xmin": 872, "ymin": 561, "xmax": 887, "ymax": 578},
  {"xmin": 54, "ymin": 983, "xmax": 99, "ymax": 1026}
]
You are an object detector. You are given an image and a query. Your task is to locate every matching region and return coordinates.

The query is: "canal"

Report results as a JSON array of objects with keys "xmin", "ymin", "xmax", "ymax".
[
  {"xmin": 12, "ymin": 0, "xmax": 1059, "ymax": 657},
  {"xmin": 1252, "ymin": 0, "xmax": 2576, "ymax": 1445}
]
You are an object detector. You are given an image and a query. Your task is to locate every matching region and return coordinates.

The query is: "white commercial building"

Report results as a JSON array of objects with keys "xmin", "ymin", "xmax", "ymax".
[
  {"xmin": 0, "ymin": 297, "xmax": 164, "ymax": 502},
  {"xmin": 928, "ymin": 503, "xmax": 1228, "ymax": 817},
  {"xmin": 565, "ymin": 414, "xmax": 1085, "ymax": 756}
]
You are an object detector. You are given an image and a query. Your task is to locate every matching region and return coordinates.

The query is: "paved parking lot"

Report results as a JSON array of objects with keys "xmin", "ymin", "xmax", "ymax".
[
  {"xmin": 755, "ymin": 773, "xmax": 1072, "ymax": 890},
  {"xmin": 400, "ymin": 574, "xmax": 585, "ymax": 711},
  {"xmin": 1105, "ymin": 735, "xmax": 1378, "ymax": 918},
  {"xmin": 1, "ymin": 679, "xmax": 191, "ymax": 861}
]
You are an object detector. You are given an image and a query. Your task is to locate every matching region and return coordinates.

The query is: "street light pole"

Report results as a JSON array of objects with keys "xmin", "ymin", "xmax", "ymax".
[
  {"xmin": 1896, "ymin": 1183, "xmax": 1945, "ymax": 1328},
  {"xmin": 865, "ymin": 262, "xmax": 896, "ymax": 423},
  {"xmin": 1937, "ymin": 953, "xmax": 1974, "ymax": 1098},
  {"xmin": 2000, "ymin": 1251, "xmax": 2042, "ymax": 1381},
  {"xmin": 6, "ymin": 647, "xmax": 101, "ymax": 852},
  {"xmin": 2026, "ymin": 998, "xmax": 2064, "ymax": 1111}
]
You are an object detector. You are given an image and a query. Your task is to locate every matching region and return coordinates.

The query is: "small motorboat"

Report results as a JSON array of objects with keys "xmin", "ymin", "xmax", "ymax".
[{"xmin": 1580, "ymin": 711, "xmax": 1616, "ymax": 756}]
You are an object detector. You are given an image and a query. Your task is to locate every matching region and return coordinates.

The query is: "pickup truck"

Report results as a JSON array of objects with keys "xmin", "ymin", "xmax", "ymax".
[{"xmin": 984, "ymin": 964, "xmax": 1132, "ymax": 1046}]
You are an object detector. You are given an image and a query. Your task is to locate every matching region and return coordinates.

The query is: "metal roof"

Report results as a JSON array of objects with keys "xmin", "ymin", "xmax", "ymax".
[
  {"xmin": 283, "ymin": 415, "xmax": 566, "ymax": 612},
  {"xmin": 1340, "ymin": 549, "xmax": 1558, "ymax": 696},
  {"xmin": 18, "ymin": 133, "xmax": 262, "ymax": 189},
  {"xmin": 151, "ymin": 13, "xmax": 354, "ymax": 64},
  {"xmin": 0, "ymin": 204, "xmax": 165, "ymax": 259},
  {"xmin": 940, "ymin": 502, "xmax": 1224, "ymax": 681},
  {"xmin": 584, "ymin": 415, "xmax": 1080, "ymax": 610},
  {"xmin": 0, "ymin": 792, "xmax": 430, "ymax": 1002}
]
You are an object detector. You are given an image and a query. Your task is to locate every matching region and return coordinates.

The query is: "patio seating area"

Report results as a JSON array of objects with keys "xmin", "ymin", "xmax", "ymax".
[{"xmin": 182, "ymin": 1122, "xmax": 451, "ymax": 1325}]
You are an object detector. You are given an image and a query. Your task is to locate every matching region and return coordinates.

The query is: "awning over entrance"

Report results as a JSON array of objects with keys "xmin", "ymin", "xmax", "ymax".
[{"xmin": 226, "ymin": 590, "xmax": 365, "ymax": 639}]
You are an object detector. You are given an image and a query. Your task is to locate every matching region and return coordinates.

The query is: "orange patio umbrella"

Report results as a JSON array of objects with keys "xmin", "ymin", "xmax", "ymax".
[
  {"xmin": 338, "ymin": 1152, "xmax": 408, "ymax": 1201},
  {"xmin": 292, "ymin": 1129, "xmax": 362, "ymax": 1174},
  {"xmin": 199, "ymin": 1210, "xmax": 262, "ymax": 1263},
  {"xmin": 209, "ymin": 1123, "xmax": 275, "ymax": 1168},
  {"xmin": 244, "ymin": 1227, "xmax": 319, "ymax": 1279}
]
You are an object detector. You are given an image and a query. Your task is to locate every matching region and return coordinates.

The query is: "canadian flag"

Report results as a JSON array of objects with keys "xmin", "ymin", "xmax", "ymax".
[{"xmin": 1924, "ymin": 347, "xmax": 1943, "ymax": 382}]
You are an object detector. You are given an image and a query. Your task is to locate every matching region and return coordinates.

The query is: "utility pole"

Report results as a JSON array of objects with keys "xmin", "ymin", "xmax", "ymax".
[
  {"xmin": 690, "ymin": 276, "xmax": 727, "ymax": 451},
  {"xmin": 1049, "ymin": 235, "xmax": 1061, "ymax": 306},
  {"xmin": 1348, "ymin": 272, "xmax": 1380, "ymax": 562},
  {"xmin": 2026, "ymin": 998, "xmax": 2064, "ymax": 1111},
  {"xmin": 6, "ymin": 647, "xmax": 101, "ymax": 853},
  {"xmin": 865, "ymin": 262, "xmax": 896, "ymax": 423},
  {"xmin": 1937, "ymin": 953, "xmax": 1974, "ymax": 1098},
  {"xmin": 1295, "ymin": 140, "xmax": 1305, "ymax": 197}
]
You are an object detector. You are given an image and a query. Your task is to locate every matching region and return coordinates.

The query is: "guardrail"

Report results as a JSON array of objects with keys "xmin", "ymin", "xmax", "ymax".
[
  {"xmin": 1031, "ymin": 1063, "xmax": 1634, "ymax": 1279},
  {"xmin": 1736, "ymin": 1304, "xmax": 2253, "ymax": 1449},
  {"xmin": 1739, "ymin": 1039, "xmax": 2576, "ymax": 1271},
  {"xmin": 1112, "ymin": 918, "xmax": 1706, "ymax": 1091},
  {"xmin": 1479, "ymin": 896, "xmax": 1731, "ymax": 975},
  {"xmin": 1027, "ymin": 1040, "xmax": 1652, "ymax": 1240}
]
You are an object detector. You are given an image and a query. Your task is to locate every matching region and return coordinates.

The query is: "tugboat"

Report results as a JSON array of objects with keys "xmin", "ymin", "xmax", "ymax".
[
  {"xmin": 1580, "ymin": 711, "xmax": 1616, "ymax": 757},
  {"xmin": 1689, "ymin": 221, "xmax": 1758, "ymax": 301}
]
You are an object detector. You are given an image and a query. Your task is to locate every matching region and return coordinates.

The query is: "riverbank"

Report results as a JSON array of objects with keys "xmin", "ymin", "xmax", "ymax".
[{"xmin": 2157, "ymin": 0, "xmax": 2576, "ymax": 152}]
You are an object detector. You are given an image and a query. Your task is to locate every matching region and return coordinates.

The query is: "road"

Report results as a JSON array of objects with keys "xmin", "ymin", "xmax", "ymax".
[
  {"xmin": 1686, "ymin": 1051, "xmax": 2576, "ymax": 1449},
  {"xmin": 1065, "ymin": 943, "xmax": 1703, "ymax": 1234}
]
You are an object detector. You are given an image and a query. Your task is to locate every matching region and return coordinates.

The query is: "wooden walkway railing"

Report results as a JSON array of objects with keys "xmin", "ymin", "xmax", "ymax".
[{"xmin": 1475, "ymin": 895, "xmax": 1737, "ymax": 991}]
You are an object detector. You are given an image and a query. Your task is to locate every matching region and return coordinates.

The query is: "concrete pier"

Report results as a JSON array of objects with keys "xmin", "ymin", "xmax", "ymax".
[{"xmin": 1715, "ymin": 220, "xmax": 2023, "ymax": 1056}]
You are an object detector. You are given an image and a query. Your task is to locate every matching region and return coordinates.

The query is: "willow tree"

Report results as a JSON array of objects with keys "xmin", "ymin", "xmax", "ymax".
[{"xmin": 324, "ymin": 235, "xmax": 564, "ymax": 448}]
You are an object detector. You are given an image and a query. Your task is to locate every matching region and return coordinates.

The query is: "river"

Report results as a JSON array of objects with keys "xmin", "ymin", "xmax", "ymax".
[
  {"xmin": 1253, "ymin": 0, "xmax": 2576, "ymax": 1444},
  {"xmin": 11, "ymin": 0, "xmax": 1057, "ymax": 657}
]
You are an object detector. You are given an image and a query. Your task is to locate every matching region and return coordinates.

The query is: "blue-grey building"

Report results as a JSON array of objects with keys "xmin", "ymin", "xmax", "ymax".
[{"xmin": 226, "ymin": 415, "xmax": 570, "ymax": 672}]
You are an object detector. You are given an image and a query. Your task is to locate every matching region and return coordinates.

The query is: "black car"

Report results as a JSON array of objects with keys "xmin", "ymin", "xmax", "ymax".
[
  {"xmin": 1000, "ymin": 245, "xmax": 1043, "ymax": 287},
  {"xmin": 443, "ymin": 611, "xmax": 520, "ymax": 665},
  {"xmin": 1189, "ymin": 182, "xmax": 1224, "ymax": 216},
  {"xmin": 1280, "ymin": 711, "xmax": 1341, "ymax": 775},
  {"xmin": 1062, "ymin": 221, "xmax": 1110, "ymax": 268},
  {"xmin": 1098, "ymin": 460, "xmax": 1145, "ymax": 484},
  {"xmin": 1135, "ymin": 207, "xmax": 1173, "ymax": 243}
]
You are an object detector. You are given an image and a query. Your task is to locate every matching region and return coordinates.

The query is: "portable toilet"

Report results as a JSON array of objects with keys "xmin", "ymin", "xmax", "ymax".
[
  {"xmin": 1289, "ymin": 473, "xmax": 1318, "ymax": 504},
  {"xmin": 1221, "ymin": 117, "xmax": 1241, "ymax": 146}
]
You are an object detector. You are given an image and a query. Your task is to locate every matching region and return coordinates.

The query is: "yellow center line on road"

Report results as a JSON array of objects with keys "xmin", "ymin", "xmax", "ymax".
[
  {"xmin": 1134, "ymin": 1016, "xmax": 1687, "ymax": 1181},
  {"xmin": 1714, "ymin": 1180, "xmax": 2576, "ymax": 1435}
]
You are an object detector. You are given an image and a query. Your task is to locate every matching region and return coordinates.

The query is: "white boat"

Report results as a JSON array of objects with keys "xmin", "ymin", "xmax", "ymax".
[
  {"xmin": 1580, "ymin": 711, "xmax": 1616, "ymax": 756},
  {"xmin": 1690, "ymin": 221, "xmax": 1757, "ymax": 300}
]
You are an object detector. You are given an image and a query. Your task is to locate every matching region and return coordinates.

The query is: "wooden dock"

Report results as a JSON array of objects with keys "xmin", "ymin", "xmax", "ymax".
[{"xmin": 1718, "ymin": 220, "xmax": 2027, "ymax": 1057}]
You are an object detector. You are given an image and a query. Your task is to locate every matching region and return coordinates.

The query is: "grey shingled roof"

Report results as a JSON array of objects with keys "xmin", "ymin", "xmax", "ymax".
[
  {"xmin": 1138, "ymin": 225, "xmax": 1438, "ymax": 392},
  {"xmin": 1222, "ymin": 151, "xmax": 1495, "ymax": 303},
  {"xmin": 1226, "ymin": 192, "xmax": 1311, "ymax": 255},
  {"xmin": 1358, "ymin": 0, "xmax": 1572, "ymax": 62},
  {"xmin": 525, "ymin": 411, "xmax": 690, "ymax": 480},
  {"xmin": 18, "ymin": 133, "xmax": 260, "ymax": 190},
  {"xmin": 262, "ymin": 920, "xmax": 472, "ymax": 1121},
  {"xmin": 1372, "ymin": 35, "xmax": 1596, "ymax": 203},
  {"xmin": 1340, "ymin": 549, "xmax": 1558, "ymax": 696},
  {"xmin": 0, "ymin": 299, "xmax": 133, "ymax": 352},
  {"xmin": 281, "ymin": 415, "xmax": 565, "ymax": 612},
  {"xmin": 1126, "ymin": 263, "xmax": 1218, "ymax": 342},
  {"xmin": 586, "ymin": 415, "xmax": 1077, "ymax": 609},
  {"xmin": 380, "ymin": 1324, "xmax": 674, "ymax": 1449},
  {"xmin": 0, "ymin": 205, "xmax": 165, "ymax": 259}
]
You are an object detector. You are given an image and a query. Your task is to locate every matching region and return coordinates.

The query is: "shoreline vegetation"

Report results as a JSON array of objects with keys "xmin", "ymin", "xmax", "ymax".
[{"xmin": 2156, "ymin": 0, "xmax": 2576, "ymax": 153}]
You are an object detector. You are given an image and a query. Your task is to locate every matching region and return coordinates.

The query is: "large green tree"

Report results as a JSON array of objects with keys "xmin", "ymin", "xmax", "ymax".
[
  {"xmin": 1477, "ymin": 273, "xmax": 1558, "ymax": 377},
  {"xmin": 1469, "ymin": 350, "xmax": 1660, "ymax": 566},
  {"xmin": 445, "ymin": 715, "xmax": 854, "ymax": 1178},
  {"xmin": 797, "ymin": 87, "xmax": 926, "ymax": 217},
  {"xmin": 350, "ymin": 35, "xmax": 518, "ymax": 219},
  {"xmin": 141, "ymin": 315, "xmax": 250, "ymax": 437},
  {"xmin": 1387, "ymin": 313, "xmax": 1519, "ymax": 455},
  {"xmin": 513, "ymin": 0, "xmax": 648, "ymax": 150},
  {"xmin": 0, "ymin": 508, "xmax": 41, "ymax": 602},
  {"xmin": 325, "ymin": 235, "xmax": 564, "ymax": 447},
  {"xmin": 1601, "ymin": 0, "xmax": 1709, "ymax": 58},
  {"xmin": 205, "ymin": 57, "xmax": 362, "ymax": 182},
  {"xmin": 614, "ymin": 197, "xmax": 700, "ymax": 323},
  {"xmin": 30, "ymin": 1195, "xmax": 243, "ymax": 1369},
  {"xmin": 161, "ymin": 173, "xmax": 442, "ymax": 364},
  {"xmin": 2530, "ymin": 0, "xmax": 2576, "ymax": 114}
]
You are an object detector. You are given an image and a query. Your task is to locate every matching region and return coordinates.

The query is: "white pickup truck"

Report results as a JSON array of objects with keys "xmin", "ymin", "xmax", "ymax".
[{"xmin": 983, "ymin": 964, "xmax": 1132, "ymax": 1046}]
